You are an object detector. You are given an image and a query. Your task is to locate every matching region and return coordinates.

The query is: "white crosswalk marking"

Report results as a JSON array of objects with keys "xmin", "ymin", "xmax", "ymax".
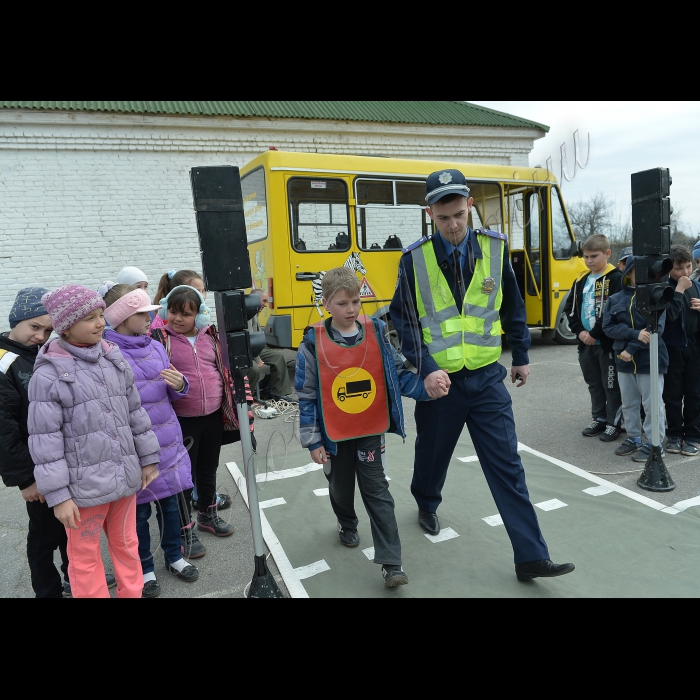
[
  {"xmin": 424, "ymin": 527, "xmax": 460, "ymax": 543},
  {"xmin": 294, "ymin": 560, "xmax": 331, "ymax": 580},
  {"xmin": 535, "ymin": 499, "xmax": 568, "ymax": 511},
  {"xmin": 362, "ymin": 547, "xmax": 375, "ymax": 560},
  {"xmin": 482, "ymin": 514, "xmax": 504, "ymax": 526},
  {"xmin": 583, "ymin": 486, "xmax": 613, "ymax": 497},
  {"xmin": 259, "ymin": 498, "xmax": 286, "ymax": 509}
]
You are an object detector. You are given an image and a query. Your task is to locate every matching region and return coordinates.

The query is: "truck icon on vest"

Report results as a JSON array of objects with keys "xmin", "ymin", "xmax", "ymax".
[{"xmin": 337, "ymin": 379, "xmax": 372, "ymax": 401}]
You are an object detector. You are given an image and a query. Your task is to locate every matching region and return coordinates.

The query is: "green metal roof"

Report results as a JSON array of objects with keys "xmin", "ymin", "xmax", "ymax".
[{"xmin": 0, "ymin": 101, "xmax": 548, "ymax": 131}]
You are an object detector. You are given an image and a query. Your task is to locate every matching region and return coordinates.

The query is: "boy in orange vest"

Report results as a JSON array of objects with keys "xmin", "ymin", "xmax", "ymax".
[{"xmin": 295, "ymin": 268, "xmax": 430, "ymax": 588}]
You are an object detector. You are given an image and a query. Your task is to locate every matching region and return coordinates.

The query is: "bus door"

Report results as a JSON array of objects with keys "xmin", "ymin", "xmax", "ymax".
[
  {"xmin": 354, "ymin": 178, "xmax": 430, "ymax": 320},
  {"xmin": 287, "ymin": 175, "xmax": 356, "ymax": 331},
  {"xmin": 505, "ymin": 184, "xmax": 548, "ymax": 326}
]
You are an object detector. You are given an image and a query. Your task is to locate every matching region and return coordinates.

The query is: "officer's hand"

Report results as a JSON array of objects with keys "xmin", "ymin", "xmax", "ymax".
[
  {"xmin": 425, "ymin": 370, "xmax": 450, "ymax": 399},
  {"xmin": 638, "ymin": 329, "xmax": 650, "ymax": 344},
  {"xmin": 511, "ymin": 365, "xmax": 529, "ymax": 387},
  {"xmin": 676, "ymin": 276, "xmax": 692, "ymax": 293},
  {"xmin": 310, "ymin": 447, "xmax": 328, "ymax": 464}
]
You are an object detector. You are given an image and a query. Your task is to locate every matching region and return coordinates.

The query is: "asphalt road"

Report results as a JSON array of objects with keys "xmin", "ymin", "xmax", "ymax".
[{"xmin": 2, "ymin": 332, "xmax": 697, "ymax": 598}]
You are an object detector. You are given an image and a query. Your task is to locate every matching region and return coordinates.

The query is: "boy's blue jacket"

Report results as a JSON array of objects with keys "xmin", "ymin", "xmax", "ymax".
[
  {"xmin": 295, "ymin": 316, "xmax": 430, "ymax": 455},
  {"xmin": 602, "ymin": 286, "xmax": 668, "ymax": 374}
]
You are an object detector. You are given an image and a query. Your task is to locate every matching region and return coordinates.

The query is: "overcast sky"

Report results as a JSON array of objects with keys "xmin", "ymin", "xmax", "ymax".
[{"xmin": 471, "ymin": 101, "xmax": 700, "ymax": 237}]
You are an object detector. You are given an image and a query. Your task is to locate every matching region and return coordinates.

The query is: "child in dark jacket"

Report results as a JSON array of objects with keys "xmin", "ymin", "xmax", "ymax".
[
  {"xmin": 564, "ymin": 233, "xmax": 623, "ymax": 441},
  {"xmin": 295, "ymin": 268, "xmax": 431, "ymax": 589},
  {"xmin": 0, "ymin": 287, "xmax": 68, "ymax": 598},
  {"xmin": 602, "ymin": 256, "xmax": 668, "ymax": 462},
  {"xmin": 660, "ymin": 245, "xmax": 700, "ymax": 456},
  {"xmin": 104, "ymin": 284, "xmax": 197, "ymax": 598}
]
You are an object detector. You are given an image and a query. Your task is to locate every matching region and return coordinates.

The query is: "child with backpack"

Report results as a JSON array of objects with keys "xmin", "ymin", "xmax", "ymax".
[
  {"xmin": 103, "ymin": 284, "xmax": 198, "ymax": 598},
  {"xmin": 151, "ymin": 285, "xmax": 255, "ymax": 559},
  {"xmin": 27, "ymin": 285, "xmax": 161, "ymax": 598}
]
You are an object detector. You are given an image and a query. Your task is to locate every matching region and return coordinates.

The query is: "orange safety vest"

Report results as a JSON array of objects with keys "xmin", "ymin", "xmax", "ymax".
[{"xmin": 315, "ymin": 316, "xmax": 390, "ymax": 442}]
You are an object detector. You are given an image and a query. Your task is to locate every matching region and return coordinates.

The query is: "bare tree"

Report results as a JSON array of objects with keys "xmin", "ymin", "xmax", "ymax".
[{"xmin": 567, "ymin": 191, "xmax": 613, "ymax": 242}]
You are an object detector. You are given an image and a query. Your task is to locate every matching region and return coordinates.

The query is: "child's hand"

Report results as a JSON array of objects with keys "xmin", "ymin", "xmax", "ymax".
[
  {"xmin": 54, "ymin": 499, "xmax": 81, "ymax": 529},
  {"xmin": 638, "ymin": 330, "xmax": 650, "ymax": 344},
  {"xmin": 310, "ymin": 447, "xmax": 328, "ymax": 464},
  {"xmin": 579, "ymin": 331, "xmax": 596, "ymax": 346},
  {"xmin": 676, "ymin": 276, "xmax": 692, "ymax": 293},
  {"xmin": 20, "ymin": 482, "xmax": 45, "ymax": 503},
  {"xmin": 691, "ymin": 298, "xmax": 700, "ymax": 311},
  {"xmin": 161, "ymin": 365, "xmax": 185, "ymax": 391},
  {"xmin": 141, "ymin": 465, "xmax": 159, "ymax": 490},
  {"xmin": 620, "ymin": 351, "xmax": 633, "ymax": 362}
]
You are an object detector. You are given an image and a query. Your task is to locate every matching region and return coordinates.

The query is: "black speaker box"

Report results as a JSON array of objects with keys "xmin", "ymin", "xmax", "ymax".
[{"xmin": 190, "ymin": 166, "xmax": 252, "ymax": 291}]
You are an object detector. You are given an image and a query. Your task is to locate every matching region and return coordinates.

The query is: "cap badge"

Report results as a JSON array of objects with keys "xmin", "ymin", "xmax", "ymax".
[
  {"xmin": 481, "ymin": 277, "xmax": 495, "ymax": 295},
  {"xmin": 438, "ymin": 172, "xmax": 453, "ymax": 185}
]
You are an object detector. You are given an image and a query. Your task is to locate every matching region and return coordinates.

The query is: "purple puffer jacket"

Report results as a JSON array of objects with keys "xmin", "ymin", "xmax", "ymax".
[
  {"xmin": 105, "ymin": 330, "xmax": 193, "ymax": 504},
  {"xmin": 28, "ymin": 338, "xmax": 160, "ymax": 509}
]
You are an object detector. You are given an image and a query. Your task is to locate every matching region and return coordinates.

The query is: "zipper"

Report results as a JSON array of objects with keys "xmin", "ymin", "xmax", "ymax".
[{"xmin": 629, "ymin": 293, "xmax": 637, "ymax": 374}]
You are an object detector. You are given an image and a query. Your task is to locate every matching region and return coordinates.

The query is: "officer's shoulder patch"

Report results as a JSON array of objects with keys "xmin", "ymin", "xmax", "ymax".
[
  {"xmin": 402, "ymin": 236, "xmax": 430, "ymax": 255},
  {"xmin": 475, "ymin": 228, "xmax": 508, "ymax": 241}
]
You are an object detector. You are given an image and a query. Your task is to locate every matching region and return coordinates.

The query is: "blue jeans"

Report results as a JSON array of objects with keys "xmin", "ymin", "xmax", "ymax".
[{"xmin": 136, "ymin": 495, "xmax": 182, "ymax": 574}]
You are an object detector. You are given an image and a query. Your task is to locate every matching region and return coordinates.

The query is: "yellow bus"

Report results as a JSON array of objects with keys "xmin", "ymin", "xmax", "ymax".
[{"xmin": 240, "ymin": 150, "xmax": 586, "ymax": 349}]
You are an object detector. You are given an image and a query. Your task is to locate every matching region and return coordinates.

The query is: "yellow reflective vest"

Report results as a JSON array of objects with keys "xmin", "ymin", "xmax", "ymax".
[{"xmin": 413, "ymin": 232, "xmax": 505, "ymax": 372}]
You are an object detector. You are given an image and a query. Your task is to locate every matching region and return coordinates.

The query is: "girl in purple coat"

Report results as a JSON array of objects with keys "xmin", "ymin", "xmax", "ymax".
[{"xmin": 104, "ymin": 285, "xmax": 197, "ymax": 598}]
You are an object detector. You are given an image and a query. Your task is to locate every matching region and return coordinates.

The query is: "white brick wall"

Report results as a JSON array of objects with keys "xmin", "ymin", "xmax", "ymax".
[{"xmin": 0, "ymin": 110, "xmax": 543, "ymax": 324}]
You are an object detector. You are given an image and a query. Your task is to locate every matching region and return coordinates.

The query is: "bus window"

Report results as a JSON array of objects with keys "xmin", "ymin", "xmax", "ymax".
[
  {"xmin": 356, "ymin": 178, "xmax": 427, "ymax": 251},
  {"xmin": 241, "ymin": 167, "xmax": 268, "ymax": 243},
  {"xmin": 526, "ymin": 190, "xmax": 542, "ymax": 296},
  {"xmin": 468, "ymin": 183, "xmax": 503, "ymax": 232},
  {"xmin": 551, "ymin": 186, "xmax": 574, "ymax": 260},
  {"xmin": 288, "ymin": 178, "xmax": 350, "ymax": 252},
  {"xmin": 506, "ymin": 188, "xmax": 525, "ymax": 250}
]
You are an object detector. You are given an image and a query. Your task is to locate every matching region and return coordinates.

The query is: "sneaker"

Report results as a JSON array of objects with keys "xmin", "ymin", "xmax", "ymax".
[
  {"xmin": 666, "ymin": 437, "xmax": 682, "ymax": 454},
  {"xmin": 615, "ymin": 438, "xmax": 641, "ymax": 456},
  {"xmin": 166, "ymin": 562, "xmax": 200, "ymax": 582},
  {"xmin": 681, "ymin": 441, "xmax": 700, "ymax": 457},
  {"xmin": 382, "ymin": 565, "xmax": 409, "ymax": 588},
  {"xmin": 338, "ymin": 524, "xmax": 360, "ymax": 547},
  {"xmin": 197, "ymin": 508, "xmax": 235, "ymax": 537},
  {"xmin": 582, "ymin": 420, "xmax": 607, "ymax": 437},
  {"xmin": 142, "ymin": 579, "xmax": 161, "ymax": 598},
  {"xmin": 63, "ymin": 572, "xmax": 118, "ymax": 597},
  {"xmin": 193, "ymin": 492, "xmax": 232, "ymax": 511},
  {"xmin": 599, "ymin": 425, "xmax": 621, "ymax": 442},
  {"xmin": 632, "ymin": 443, "xmax": 666, "ymax": 463},
  {"xmin": 181, "ymin": 527, "xmax": 207, "ymax": 558}
]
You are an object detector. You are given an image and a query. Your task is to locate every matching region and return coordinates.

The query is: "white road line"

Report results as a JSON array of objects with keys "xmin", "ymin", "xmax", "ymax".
[
  {"xmin": 362, "ymin": 547, "xmax": 375, "ymax": 560},
  {"xmin": 668, "ymin": 495, "xmax": 700, "ymax": 513},
  {"xmin": 294, "ymin": 559, "xmax": 331, "ymax": 580},
  {"xmin": 482, "ymin": 514, "xmax": 504, "ymax": 527},
  {"xmin": 535, "ymin": 498, "xmax": 568, "ymax": 512},
  {"xmin": 226, "ymin": 462, "xmax": 309, "ymax": 599},
  {"xmin": 313, "ymin": 488, "xmax": 329, "ymax": 496},
  {"xmin": 458, "ymin": 456, "xmax": 479, "ymax": 463},
  {"xmin": 425, "ymin": 527, "xmax": 460, "ymax": 543},
  {"xmin": 255, "ymin": 463, "xmax": 323, "ymax": 482},
  {"xmin": 583, "ymin": 485, "xmax": 614, "ymax": 497},
  {"xmin": 259, "ymin": 497, "xmax": 286, "ymax": 509}
]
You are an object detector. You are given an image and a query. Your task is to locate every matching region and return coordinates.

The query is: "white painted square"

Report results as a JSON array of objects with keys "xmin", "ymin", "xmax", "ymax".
[
  {"xmin": 583, "ymin": 485, "xmax": 614, "ymax": 497},
  {"xmin": 482, "ymin": 514, "xmax": 504, "ymax": 527},
  {"xmin": 259, "ymin": 497, "xmax": 286, "ymax": 509},
  {"xmin": 424, "ymin": 527, "xmax": 460, "ymax": 543},
  {"xmin": 294, "ymin": 559, "xmax": 331, "ymax": 580},
  {"xmin": 535, "ymin": 498, "xmax": 568, "ymax": 512},
  {"xmin": 313, "ymin": 488, "xmax": 329, "ymax": 496},
  {"xmin": 362, "ymin": 547, "xmax": 375, "ymax": 560},
  {"xmin": 458, "ymin": 456, "xmax": 480, "ymax": 463}
]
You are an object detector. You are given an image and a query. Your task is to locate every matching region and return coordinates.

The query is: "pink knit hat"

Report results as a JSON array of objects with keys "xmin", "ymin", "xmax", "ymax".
[
  {"xmin": 104, "ymin": 288, "xmax": 160, "ymax": 329},
  {"xmin": 42, "ymin": 284, "xmax": 106, "ymax": 336}
]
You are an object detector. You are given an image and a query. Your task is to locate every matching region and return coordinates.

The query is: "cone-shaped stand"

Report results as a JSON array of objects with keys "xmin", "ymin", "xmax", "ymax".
[
  {"xmin": 637, "ymin": 444, "xmax": 675, "ymax": 492},
  {"xmin": 247, "ymin": 554, "xmax": 285, "ymax": 598}
]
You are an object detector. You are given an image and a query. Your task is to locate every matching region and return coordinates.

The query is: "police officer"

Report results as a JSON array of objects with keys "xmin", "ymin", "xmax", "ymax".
[{"xmin": 390, "ymin": 169, "xmax": 575, "ymax": 581}]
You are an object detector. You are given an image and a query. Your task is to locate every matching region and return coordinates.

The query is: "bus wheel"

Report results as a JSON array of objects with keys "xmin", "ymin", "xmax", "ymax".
[{"xmin": 553, "ymin": 295, "xmax": 577, "ymax": 345}]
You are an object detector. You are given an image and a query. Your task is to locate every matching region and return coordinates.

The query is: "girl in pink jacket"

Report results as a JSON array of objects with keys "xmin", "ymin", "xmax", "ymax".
[{"xmin": 28, "ymin": 285, "xmax": 160, "ymax": 598}]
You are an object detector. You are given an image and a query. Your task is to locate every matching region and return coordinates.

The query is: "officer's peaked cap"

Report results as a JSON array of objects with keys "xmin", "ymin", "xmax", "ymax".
[{"xmin": 425, "ymin": 169, "xmax": 470, "ymax": 206}]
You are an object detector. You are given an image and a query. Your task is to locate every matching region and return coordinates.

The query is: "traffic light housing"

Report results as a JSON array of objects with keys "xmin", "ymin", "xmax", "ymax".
[
  {"xmin": 634, "ymin": 255, "xmax": 674, "ymax": 320},
  {"xmin": 631, "ymin": 168, "xmax": 671, "ymax": 257},
  {"xmin": 213, "ymin": 290, "xmax": 266, "ymax": 372}
]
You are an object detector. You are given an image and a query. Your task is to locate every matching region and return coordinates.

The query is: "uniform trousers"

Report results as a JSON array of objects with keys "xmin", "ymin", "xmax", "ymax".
[
  {"xmin": 247, "ymin": 348, "xmax": 292, "ymax": 396},
  {"xmin": 26, "ymin": 499, "xmax": 69, "ymax": 598},
  {"xmin": 412, "ymin": 362, "xmax": 549, "ymax": 565},
  {"xmin": 326, "ymin": 434, "xmax": 402, "ymax": 566},
  {"xmin": 663, "ymin": 343, "xmax": 700, "ymax": 442}
]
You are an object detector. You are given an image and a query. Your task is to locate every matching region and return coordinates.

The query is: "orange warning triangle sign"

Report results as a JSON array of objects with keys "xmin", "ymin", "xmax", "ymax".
[{"xmin": 359, "ymin": 276, "xmax": 376, "ymax": 298}]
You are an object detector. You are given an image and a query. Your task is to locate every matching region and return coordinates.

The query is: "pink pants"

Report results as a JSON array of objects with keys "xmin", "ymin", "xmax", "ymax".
[{"xmin": 65, "ymin": 494, "xmax": 142, "ymax": 598}]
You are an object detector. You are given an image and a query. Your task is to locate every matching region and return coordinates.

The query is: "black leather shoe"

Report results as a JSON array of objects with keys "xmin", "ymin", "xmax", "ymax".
[
  {"xmin": 338, "ymin": 524, "xmax": 360, "ymax": 547},
  {"xmin": 418, "ymin": 510, "xmax": 440, "ymax": 536},
  {"xmin": 515, "ymin": 559, "xmax": 575, "ymax": 581}
]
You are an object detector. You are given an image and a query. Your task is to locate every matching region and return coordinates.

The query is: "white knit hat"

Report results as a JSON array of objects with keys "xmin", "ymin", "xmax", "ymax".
[{"xmin": 116, "ymin": 266, "xmax": 148, "ymax": 286}]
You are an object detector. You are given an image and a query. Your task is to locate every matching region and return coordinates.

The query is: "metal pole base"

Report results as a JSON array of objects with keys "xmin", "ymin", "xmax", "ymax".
[
  {"xmin": 637, "ymin": 444, "xmax": 675, "ymax": 492},
  {"xmin": 246, "ymin": 555, "xmax": 286, "ymax": 599}
]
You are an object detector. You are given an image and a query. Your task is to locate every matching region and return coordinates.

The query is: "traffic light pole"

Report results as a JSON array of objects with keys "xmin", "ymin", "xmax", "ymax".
[{"xmin": 637, "ymin": 314, "xmax": 675, "ymax": 492}]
